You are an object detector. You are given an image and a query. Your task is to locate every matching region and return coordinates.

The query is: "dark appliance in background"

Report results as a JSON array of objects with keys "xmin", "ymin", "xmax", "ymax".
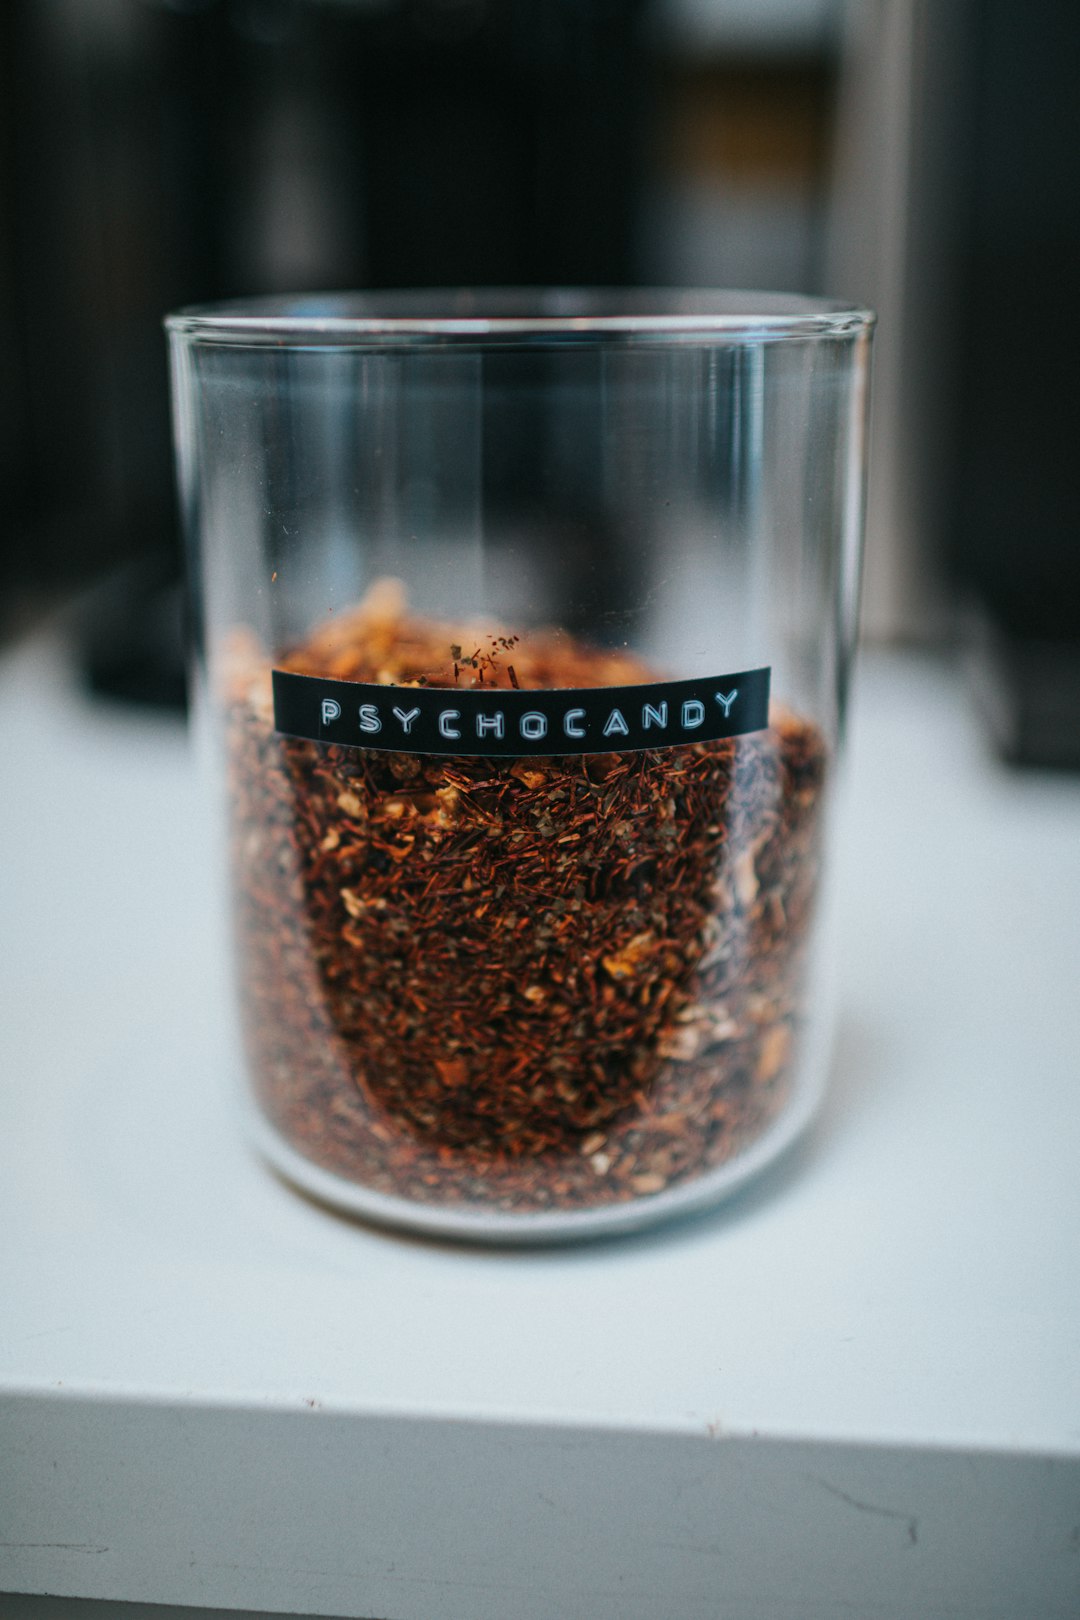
[
  {"xmin": 0, "ymin": 0, "xmax": 651, "ymax": 706},
  {"xmin": 948, "ymin": 2, "xmax": 1080, "ymax": 768}
]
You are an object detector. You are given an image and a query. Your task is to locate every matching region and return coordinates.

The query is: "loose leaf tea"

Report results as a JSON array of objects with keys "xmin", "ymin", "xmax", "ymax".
[{"xmin": 223, "ymin": 581, "xmax": 829, "ymax": 1215}]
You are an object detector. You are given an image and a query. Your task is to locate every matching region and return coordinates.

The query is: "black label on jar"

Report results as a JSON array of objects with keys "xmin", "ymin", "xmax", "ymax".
[{"xmin": 272, "ymin": 667, "xmax": 771, "ymax": 757}]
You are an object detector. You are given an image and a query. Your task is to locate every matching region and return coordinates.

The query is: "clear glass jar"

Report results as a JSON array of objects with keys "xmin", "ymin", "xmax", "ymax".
[{"xmin": 167, "ymin": 289, "xmax": 873, "ymax": 1242}]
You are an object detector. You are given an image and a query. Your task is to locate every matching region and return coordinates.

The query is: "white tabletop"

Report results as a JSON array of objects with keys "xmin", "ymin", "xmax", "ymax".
[{"xmin": 2, "ymin": 632, "xmax": 1079, "ymax": 1620}]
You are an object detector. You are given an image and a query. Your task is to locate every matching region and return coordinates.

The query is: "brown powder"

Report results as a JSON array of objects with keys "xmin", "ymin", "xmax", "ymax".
[{"xmin": 222, "ymin": 583, "xmax": 829, "ymax": 1216}]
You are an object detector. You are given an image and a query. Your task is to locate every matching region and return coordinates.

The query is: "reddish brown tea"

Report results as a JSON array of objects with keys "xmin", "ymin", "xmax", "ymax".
[{"xmin": 223, "ymin": 583, "xmax": 829, "ymax": 1216}]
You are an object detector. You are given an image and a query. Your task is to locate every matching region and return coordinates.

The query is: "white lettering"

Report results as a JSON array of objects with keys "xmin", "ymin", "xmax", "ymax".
[
  {"xmin": 715, "ymin": 689, "xmax": 738, "ymax": 718},
  {"xmin": 357, "ymin": 703, "xmax": 381, "ymax": 734},
  {"xmin": 476, "ymin": 711, "xmax": 505, "ymax": 740},
  {"xmin": 519, "ymin": 711, "xmax": 548, "ymax": 741},
  {"xmin": 681, "ymin": 699, "xmax": 705, "ymax": 729},
  {"xmin": 392, "ymin": 706, "xmax": 421, "ymax": 735},
  {"xmin": 564, "ymin": 708, "xmax": 587, "ymax": 739},
  {"xmin": 438, "ymin": 709, "xmax": 461, "ymax": 740},
  {"xmin": 603, "ymin": 708, "xmax": 630, "ymax": 738},
  {"xmin": 321, "ymin": 698, "xmax": 342, "ymax": 726},
  {"xmin": 642, "ymin": 701, "xmax": 668, "ymax": 730}
]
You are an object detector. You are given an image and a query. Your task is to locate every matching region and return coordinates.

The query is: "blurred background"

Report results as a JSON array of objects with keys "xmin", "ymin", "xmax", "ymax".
[{"xmin": 1, "ymin": 0, "xmax": 1077, "ymax": 763}]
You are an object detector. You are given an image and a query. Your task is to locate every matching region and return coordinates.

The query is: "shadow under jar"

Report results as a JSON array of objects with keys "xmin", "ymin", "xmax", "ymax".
[{"xmin": 168, "ymin": 289, "xmax": 873, "ymax": 1242}]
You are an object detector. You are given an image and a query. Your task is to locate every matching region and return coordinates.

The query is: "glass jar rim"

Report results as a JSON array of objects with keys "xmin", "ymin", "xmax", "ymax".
[{"xmin": 166, "ymin": 287, "xmax": 875, "ymax": 347}]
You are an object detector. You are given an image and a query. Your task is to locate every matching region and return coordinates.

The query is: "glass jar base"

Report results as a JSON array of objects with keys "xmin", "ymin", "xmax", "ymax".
[{"xmin": 243, "ymin": 1075, "xmax": 826, "ymax": 1246}]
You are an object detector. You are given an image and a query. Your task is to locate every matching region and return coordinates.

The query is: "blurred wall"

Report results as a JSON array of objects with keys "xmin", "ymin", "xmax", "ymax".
[
  {"xmin": 0, "ymin": 0, "xmax": 846, "ymax": 651},
  {"xmin": 9, "ymin": 0, "xmax": 1073, "ymax": 718}
]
